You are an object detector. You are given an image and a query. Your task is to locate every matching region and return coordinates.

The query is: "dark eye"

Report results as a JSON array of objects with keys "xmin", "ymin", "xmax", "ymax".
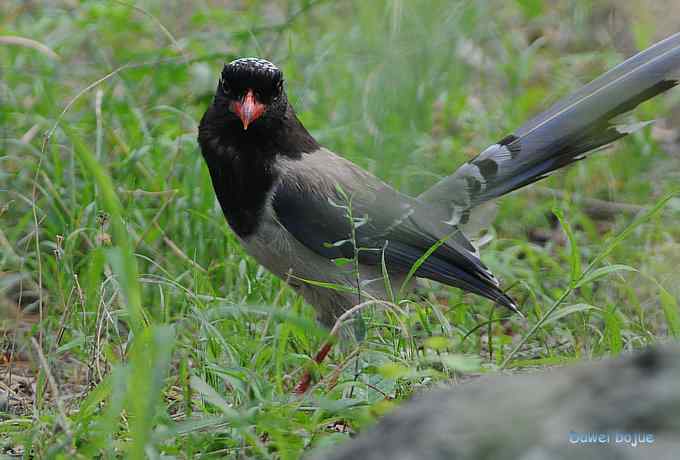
[{"xmin": 220, "ymin": 79, "xmax": 231, "ymax": 94}]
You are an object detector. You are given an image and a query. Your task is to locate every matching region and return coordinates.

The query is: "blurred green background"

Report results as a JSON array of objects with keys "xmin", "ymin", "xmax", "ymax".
[{"xmin": 1, "ymin": 0, "xmax": 679, "ymax": 458}]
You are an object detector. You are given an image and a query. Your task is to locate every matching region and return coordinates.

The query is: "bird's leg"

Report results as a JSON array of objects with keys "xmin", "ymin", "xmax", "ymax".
[{"xmin": 293, "ymin": 341, "xmax": 334, "ymax": 394}]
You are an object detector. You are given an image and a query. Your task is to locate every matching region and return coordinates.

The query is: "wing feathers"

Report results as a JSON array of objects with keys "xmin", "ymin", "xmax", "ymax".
[{"xmin": 272, "ymin": 149, "xmax": 518, "ymax": 311}]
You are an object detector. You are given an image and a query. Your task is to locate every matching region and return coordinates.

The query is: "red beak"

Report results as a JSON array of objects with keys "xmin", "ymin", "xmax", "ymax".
[{"xmin": 231, "ymin": 89, "xmax": 265, "ymax": 130}]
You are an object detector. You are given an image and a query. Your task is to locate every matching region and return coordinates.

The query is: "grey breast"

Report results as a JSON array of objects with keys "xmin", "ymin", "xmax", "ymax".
[{"xmin": 239, "ymin": 149, "xmax": 400, "ymax": 324}]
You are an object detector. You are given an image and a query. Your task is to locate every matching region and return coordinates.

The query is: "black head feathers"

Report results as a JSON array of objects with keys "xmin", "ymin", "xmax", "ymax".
[
  {"xmin": 220, "ymin": 57, "xmax": 284, "ymax": 103},
  {"xmin": 199, "ymin": 56, "xmax": 319, "ymax": 163}
]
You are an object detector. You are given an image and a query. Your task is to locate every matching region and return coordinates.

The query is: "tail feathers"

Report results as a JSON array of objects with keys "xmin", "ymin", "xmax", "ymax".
[
  {"xmin": 421, "ymin": 32, "xmax": 680, "ymax": 222},
  {"xmin": 415, "ymin": 258, "xmax": 520, "ymax": 314}
]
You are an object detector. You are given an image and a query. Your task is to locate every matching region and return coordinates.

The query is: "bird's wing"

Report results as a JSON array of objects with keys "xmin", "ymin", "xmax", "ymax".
[
  {"xmin": 272, "ymin": 150, "xmax": 518, "ymax": 310},
  {"xmin": 420, "ymin": 32, "xmax": 680, "ymax": 224}
]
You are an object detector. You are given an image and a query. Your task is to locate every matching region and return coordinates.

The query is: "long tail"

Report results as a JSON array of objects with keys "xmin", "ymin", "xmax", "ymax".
[{"xmin": 421, "ymin": 32, "xmax": 680, "ymax": 222}]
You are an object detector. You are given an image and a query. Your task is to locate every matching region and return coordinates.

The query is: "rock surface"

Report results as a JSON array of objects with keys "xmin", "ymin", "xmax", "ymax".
[{"xmin": 319, "ymin": 344, "xmax": 680, "ymax": 460}]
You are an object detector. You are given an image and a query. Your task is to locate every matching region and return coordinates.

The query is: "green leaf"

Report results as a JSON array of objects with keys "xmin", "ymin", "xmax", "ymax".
[
  {"xmin": 516, "ymin": 0, "xmax": 543, "ymax": 19},
  {"xmin": 56, "ymin": 336, "xmax": 87, "ymax": 354},
  {"xmin": 64, "ymin": 126, "xmax": 145, "ymax": 334},
  {"xmin": 189, "ymin": 375, "xmax": 241, "ymax": 419},
  {"xmin": 575, "ymin": 264, "xmax": 638, "ymax": 289},
  {"xmin": 332, "ymin": 257, "xmax": 354, "ymax": 267},
  {"xmin": 205, "ymin": 304, "xmax": 328, "ymax": 339},
  {"xmin": 659, "ymin": 286, "xmax": 680, "ymax": 338},
  {"xmin": 553, "ymin": 208, "xmax": 581, "ymax": 285},
  {"xmin": 542, "ymin": 303, "xmax": 601, "ymax": 327},
  {"xmin": 152, "ymin": 416, "xmax": 230, "ymax": 442},
  {"xmin": 378, "ymin": 362, "xmax": 413, "ymax": 379},
  {"xmin": 423, "ymin": 336, "xmax": 451, "ymax": 351},
  {"xmin": 428, "ymin": 301, "xmax": 453, "ymax": 336},
  {"xmin": 381, "ymin": 243, "xmax": 395, "ymax": 303},
  {"xmin": 604, "ymin": 305, "xmax": 623, "ymax": 355},
  {"xmin": 127, "ymin": 325, "xmax": 175, "ymax": 459},
  {"xmin": 398, "ymin": 231, "xmax": 455, "ymax": 299},
  {"xmin": 582, "ymin": 190, "xmax": 679, "ymax": 276},
  {"xmin": 75, "ymin": 373, "xmax": 113, "ymax": 422},
  {"xmin": 289, "ymin": 275, "xmax": 357, "ymax": 294},
  {"xmin": 78, "ymin": 366, "xmax": 128, "ymax": 456},
  {"xmin": 641, "ymin": 275, "xmax": 680, "ymax": 338},
  {"xmin": 438, "ymin": 354, "xmax": 481, "ymax": 373},
  {"xmin": 189, "ymin": 375, "xmax": 271, "ymax": 458}
]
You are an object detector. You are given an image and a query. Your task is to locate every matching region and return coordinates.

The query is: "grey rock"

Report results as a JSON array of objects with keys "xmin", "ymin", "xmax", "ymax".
[{"xmin": 319, "ymin": 345, "xmax": 680, "ymax": 460}]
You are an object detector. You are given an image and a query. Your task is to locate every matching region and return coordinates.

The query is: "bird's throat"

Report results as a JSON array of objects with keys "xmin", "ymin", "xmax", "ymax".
[{"xmin": 198, "ymin": 103, "xmax": 320, "ymax": 238}]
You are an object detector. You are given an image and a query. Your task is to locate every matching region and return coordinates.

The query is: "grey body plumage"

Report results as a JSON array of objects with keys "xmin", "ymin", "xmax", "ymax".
[
  {"xmin": 239, "ymin": 150, "xmax": 410, "ymax": 327},
  {"xmin": 199, "ymin": 36, "xmax": 680, "ymax": 329}
]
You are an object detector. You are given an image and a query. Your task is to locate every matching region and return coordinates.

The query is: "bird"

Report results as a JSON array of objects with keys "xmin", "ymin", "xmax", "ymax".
[{"xmin": 198, "ymin": 35, "xmax": 680, "ymax": 392}]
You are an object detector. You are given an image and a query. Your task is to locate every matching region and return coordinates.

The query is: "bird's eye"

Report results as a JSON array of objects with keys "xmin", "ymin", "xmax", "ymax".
[{"xmin": 220, "ymin": 79, "xmax": 231, "ymax": 94}]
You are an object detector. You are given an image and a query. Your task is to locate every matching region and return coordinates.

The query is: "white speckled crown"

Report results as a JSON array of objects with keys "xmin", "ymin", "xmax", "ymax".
[{"xmin": 227, "ymin": 57, "xmax": 280, "ymax": 73}]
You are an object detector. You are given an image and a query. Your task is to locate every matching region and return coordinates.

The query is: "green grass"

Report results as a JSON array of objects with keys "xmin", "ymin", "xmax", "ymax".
[{"xmin": 1, "ymin": 0, "xmax": 679, "ymax": 458}]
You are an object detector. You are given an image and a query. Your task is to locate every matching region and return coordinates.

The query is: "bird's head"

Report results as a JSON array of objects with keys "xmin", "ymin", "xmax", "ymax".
[
  {"xmin": 199, "ymin": 57, "xmax": 318, "ymax": 159},
  {"xmin": 216, "ymin": 57, "xmax": 286, "ymax": 131}
]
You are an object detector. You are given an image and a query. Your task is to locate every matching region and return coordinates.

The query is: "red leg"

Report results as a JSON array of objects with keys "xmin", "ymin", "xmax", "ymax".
[{"xmin": 294, "ymin": 342, "xmax": 334, "ymax": 394}]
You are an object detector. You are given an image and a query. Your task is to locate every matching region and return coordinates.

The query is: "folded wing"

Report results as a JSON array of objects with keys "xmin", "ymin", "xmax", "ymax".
[{"xmin": 272, "ymin": 151, "xmax": 518, "ymax": 311}]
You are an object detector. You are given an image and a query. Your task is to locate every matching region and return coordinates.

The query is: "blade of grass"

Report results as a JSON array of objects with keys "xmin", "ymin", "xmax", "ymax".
[
  {"xmin": 501, "ymin": 189, "xmax": 678, "ymax": 369},
  {"xmin": 190, "ymin": 375, "xmax": 272, "ymax": 459},
  {"xmin": 127, "ymin": 325, "xmax": 175, "ymax": 459},
  {"xmin": 640, "ymin": 274, "xmax": 680, "ymax": 338},
  {"xmin": 553, "ymin": 208, "xmax": 581, "ymax": 285},
  {"xmin": 398, "ymin": 232, "xmax": 455, "ymax": 299},
  {"xmin": 604, "ymin": 304, "xmax": 623, "ymax": 355},
  {"xmin": 62, "ymin": 126, "xmax": 145, "ymax": 334}
]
